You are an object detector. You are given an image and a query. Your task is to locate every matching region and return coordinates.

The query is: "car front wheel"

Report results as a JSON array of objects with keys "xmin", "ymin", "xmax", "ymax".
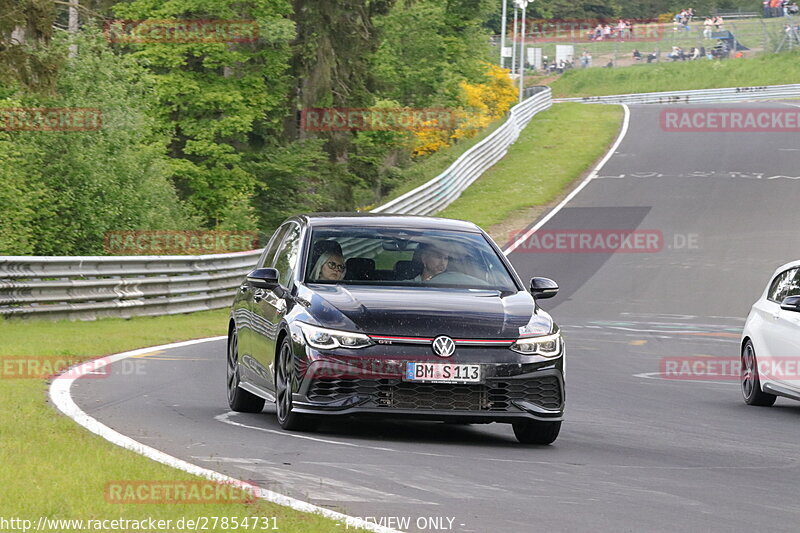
[
  {"xmin": 741, "ymin": 340, "xmax": 776, "ymax": 406},
  {"xmin": 275, "ymin": 338, "xmax": 317, "ymax": 431},
  {"xmin": 227, "ymin": 330, "xmax": 265, "ymax": 413}
]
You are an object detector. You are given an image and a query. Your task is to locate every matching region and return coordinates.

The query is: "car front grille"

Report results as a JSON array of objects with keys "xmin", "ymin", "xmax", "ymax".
[
  {"xmin": 307, "ymin": 376, "xmax": 562, "ymax": 411},
  {"xmin": 384, "ymin": 382, "xmax": 487, "ymax": 410}
]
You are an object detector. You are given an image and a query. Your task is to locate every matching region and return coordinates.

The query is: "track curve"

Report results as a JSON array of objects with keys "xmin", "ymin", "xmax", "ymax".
[{"xmin": 70, "ymin": 102, "xmax": 800, "ymax": 533}]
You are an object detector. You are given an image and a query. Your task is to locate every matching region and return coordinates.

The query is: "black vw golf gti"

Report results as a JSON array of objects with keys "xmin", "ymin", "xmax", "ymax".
[{"xmin": 227, "ymin": 214, "xmax": 565, "ymax": 444}]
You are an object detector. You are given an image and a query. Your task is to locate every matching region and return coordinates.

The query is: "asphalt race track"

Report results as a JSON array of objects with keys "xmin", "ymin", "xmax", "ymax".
[{"xmin": 70, "ymin": 102, "xmax": 800, "ymax": 532}]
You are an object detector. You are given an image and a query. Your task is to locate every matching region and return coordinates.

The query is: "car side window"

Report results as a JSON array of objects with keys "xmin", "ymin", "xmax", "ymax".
[
  {"xmin": 787, "ymin": 269, "xmax": 800, "ymax": 298},
  {"xmin": 257, "ymin": 225, "xmax": 288, "ymax": 269},
  {"xmin": 272, "ymin": 223, "xmax": 302, "ymax": 288},
  {"xmin": 769, "ymin": 268, "xmax": 798, "ymax": 302}
]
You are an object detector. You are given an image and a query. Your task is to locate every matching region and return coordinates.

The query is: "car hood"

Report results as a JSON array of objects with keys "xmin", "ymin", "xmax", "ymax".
[{"xmin": 303, "ymin": 285, "xmax": 551, "ymax": 339}]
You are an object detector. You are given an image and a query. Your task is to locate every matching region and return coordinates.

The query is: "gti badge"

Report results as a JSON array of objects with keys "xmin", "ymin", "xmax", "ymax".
[{"xmin": 432, "ymin": 335, "xmax": 456, "ymax": 358}]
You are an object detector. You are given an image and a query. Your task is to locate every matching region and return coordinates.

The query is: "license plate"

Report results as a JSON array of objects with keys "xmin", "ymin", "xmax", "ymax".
[{"xmin": 404, "ymin": 362, "xmax": 482, "ymax": 383}]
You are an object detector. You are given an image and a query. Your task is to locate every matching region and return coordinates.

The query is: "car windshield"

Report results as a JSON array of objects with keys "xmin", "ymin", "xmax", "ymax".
[{"xmin": 304, "ymin": 226, "xmax": 518, "ymax": 292}]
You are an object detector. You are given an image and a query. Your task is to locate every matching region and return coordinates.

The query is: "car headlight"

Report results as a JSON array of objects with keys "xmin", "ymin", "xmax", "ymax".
[
  {"xmin": 299, "ymin": 323, "xmax": 373, "ymax": 350},
  {"xmin": 509, "ymin": 332, "xmax": 562, "ymax": 357}
]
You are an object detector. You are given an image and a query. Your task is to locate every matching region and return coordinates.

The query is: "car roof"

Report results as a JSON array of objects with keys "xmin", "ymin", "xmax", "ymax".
[
  {"xmin": 299, "ymin": 213, "xmax": 482, "ymax": 233},
  {"xmin": 772, "ymin": 259, "xmax": 800, "ymax": 277}
]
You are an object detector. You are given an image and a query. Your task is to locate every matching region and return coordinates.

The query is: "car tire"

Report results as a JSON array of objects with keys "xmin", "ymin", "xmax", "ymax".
[
  {"xmin": 741, "ymin": 339, "xmax": 777, "ymax": 407},
  {"xmin": 275, "ymin": 338, "xmax": 317, "ymax": 431},
  {"xmin": 227, "ymin": 330, "xmax": 265, "ymax": 413},
  {"xmin": 512, "ymin": 420, "xmax": 561, "ymax": 445}
]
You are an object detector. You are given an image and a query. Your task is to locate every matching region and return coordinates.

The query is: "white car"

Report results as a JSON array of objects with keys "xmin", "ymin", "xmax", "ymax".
[{"xmin": 741, "ymin": 260, "xmax": 800, "ymax": 406}]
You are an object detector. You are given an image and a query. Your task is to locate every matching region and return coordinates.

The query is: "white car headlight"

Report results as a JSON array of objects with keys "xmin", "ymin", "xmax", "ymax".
[
  {"xmin": 299, "ymin": 323, "xmax": 373, "ymax": 350},
  {"xmin": 509, "ymin": 332, "xmax": 562, "ymax": 357}
]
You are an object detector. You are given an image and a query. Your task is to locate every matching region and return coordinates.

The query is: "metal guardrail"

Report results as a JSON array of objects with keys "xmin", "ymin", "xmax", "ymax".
[
  {"xmin": 1, "ymin": 89, "xmax": 553, "ymax": 319},
  {"xmin": 372, "ymin": 87, "xmax": 552, "ymax": 215},
  {"xmin": 713, "ymin": 10, "xmax": 760, "ymax": 18},
  {"xmin": 0, "ymin": 251, "xmax": 261, "ymax": 320},
  {"xmin": 554, "ymin": 83, "xmax": 800, "ymax": 105}
]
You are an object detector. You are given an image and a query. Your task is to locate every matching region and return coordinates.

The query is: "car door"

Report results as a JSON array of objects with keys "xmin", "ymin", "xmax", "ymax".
[
  {"xmin": 236, "ymin": 225, "xmax": 288, "ymax": 384},
  {"xmin": 769, "ymin": 268, "xmax": 800, "ymax": 388},
  {"xmin": 758, "ymin": 268, "xmax": 799, "ymax": 386},
  {"xmin": 250, "ymin": 222, "xmax": 303, "ymax": 391}
]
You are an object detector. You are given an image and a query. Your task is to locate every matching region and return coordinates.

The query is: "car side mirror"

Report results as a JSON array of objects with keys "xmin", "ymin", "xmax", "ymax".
[
  {"xmin": 780, "ymin": 295, "xmax": 800, "ymax": 312},
  {"xmin": 530, "ymin": 277, "xmax": 559, "ymax": 299},
  {"xmin": 247, "ymin": 268, "xmax": 280, "ymax": 289}
]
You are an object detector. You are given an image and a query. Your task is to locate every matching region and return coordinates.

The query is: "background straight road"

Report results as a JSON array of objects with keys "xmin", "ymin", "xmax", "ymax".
[{"xmin": 72, "ymin": 103, "xmax": 800, "ymax": 532}]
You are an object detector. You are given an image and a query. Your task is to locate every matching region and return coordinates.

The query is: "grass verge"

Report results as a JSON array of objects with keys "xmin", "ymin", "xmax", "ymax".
[
  {"xmin": 549, "ymin": 49, "xmax": 800, "ymax": 97},
  {"xmin": 438, "ymin": 102, "xmax": 623, "ymax": 231},
  {"xmin": 0, "ymin": 310, "xmax": 361, "ymax": 532}
]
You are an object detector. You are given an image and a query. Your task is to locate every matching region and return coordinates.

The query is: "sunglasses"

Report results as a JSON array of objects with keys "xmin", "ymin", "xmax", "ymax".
[{"xmin": 325, "ymin": 261, "xmax": 345, "ymax": 272}]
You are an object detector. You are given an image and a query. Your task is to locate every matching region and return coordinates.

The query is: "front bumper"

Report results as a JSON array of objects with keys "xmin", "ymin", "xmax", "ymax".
[{"xmin": 292, "ymin": 367, "xmax": 565, "ymax": 423}]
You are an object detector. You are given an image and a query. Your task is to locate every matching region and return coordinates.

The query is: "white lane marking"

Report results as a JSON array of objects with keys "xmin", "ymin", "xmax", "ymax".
[
  {"xmin": 504, "ymin": 103, "xmax": 631, "ymax": 255},
  {"xmin": 235, "ymin": 463, "xmax": 431, "ymax": 504},
  {"xmin": 193, "ymin": 456, "xmax": 271, "ymax": 464},
  {"xmin": 594, "ymin": 172, "xmax": 800, "ymax": 180},
  {"xmin": 215, "ymin": 411, "xmax": 458, "ymax": 458},
  {"xmin": 215, "ymin": 411, "xmax": 392, "ymax": 451},
  {"xmin": 49, "ymin": 337, "xmax": 403, "ymax": 533},
  {"xmin": 306, "ymin": 462, "xmax": 508, "ymax": 500},
  {"xmin": 633, "ymin": 371, "xmax": 737, "ymax": 386}
]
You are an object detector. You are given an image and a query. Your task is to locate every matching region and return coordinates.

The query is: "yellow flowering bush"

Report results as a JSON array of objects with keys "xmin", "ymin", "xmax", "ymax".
[{"xmin": 411, "ymin": 62, "xmax": 517, "ymax": 156}]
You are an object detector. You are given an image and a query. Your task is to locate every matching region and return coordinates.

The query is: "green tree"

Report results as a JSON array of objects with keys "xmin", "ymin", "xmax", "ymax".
[
  {"xmin": 112, "ymin": 0, "xmax": 294, "ymax": 229},
  {"xmin": 0, "ymin": 0, "xmax": 61, "ymax": 92},
  {"xmin": 373, "ymin": 0, "xmax": 494, "ymax": 108},
  {"xmin": 0, "ymin": 31, "xmax": 190, "ymax": 255}
]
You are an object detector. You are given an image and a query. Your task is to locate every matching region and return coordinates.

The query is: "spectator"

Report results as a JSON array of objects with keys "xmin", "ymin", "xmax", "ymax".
[
  {"xmin": 764, "ymin": 0, "xmax": 772, "ymax": 17},
  {"xmin": 713, "ymin": 15, "xmax": 723, "ymax": 30},
  {"xmin": 617, "ymin": 19, "xmax": 627, "ymax": 40},
  {"xmin": 580, "ymin": 50, "xmax": 592, "ymax": 68},
  {"xmin": 632, "ymin": 48, "xmax": 642, "ymax": 61},
  {"xmin": 703, "ymin": 17, "xmax": 713, "ymax": 39},
  {"xmin": 668, "ymin": 46, "xmax": 685, "ymax": 60}
]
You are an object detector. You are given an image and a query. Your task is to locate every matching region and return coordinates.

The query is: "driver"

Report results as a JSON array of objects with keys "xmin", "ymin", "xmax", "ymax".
[{"xmin": 413, "ymin": 242, "xmax": 450, "ymax": 281}]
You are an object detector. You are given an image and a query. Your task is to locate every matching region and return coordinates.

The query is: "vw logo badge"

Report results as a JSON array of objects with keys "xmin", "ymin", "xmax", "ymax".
[{"xmin": 432, "ymin": 335, "xmax": 456, "ymax": 358}]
